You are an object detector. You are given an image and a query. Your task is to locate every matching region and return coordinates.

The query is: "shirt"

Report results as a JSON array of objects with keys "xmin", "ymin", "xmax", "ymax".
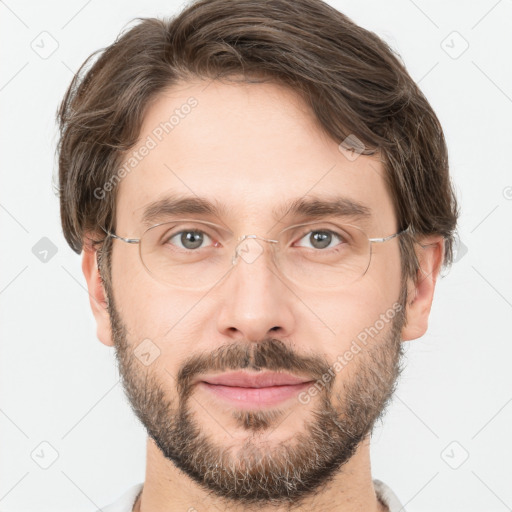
[{"xmin": 97, "ymin": 479, "xmax": 405, "ymax": 511}]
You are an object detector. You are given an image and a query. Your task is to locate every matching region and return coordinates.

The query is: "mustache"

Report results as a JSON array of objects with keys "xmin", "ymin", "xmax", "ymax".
[{"xmin": 176, "ymin": 337, "xmax": 331, "ymax": 399}]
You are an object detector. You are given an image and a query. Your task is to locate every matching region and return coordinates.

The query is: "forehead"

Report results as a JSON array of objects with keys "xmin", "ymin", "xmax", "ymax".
[{"xmin": 115, "ymin": 79, "xmax": 395, "ymax": 233}]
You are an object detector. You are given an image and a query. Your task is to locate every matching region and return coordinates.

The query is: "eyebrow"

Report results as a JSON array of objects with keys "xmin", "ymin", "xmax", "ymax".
[
  {"xmin": 141, "ymin": 194, "xmax": 230, "ymax": 227},
  {"xmin": 272, "ymin": 195, "xmax": 372, "ymax": 223},
  {"xmin": 140, "ymin": 193, "xmax": 372, "ymax": 228}
]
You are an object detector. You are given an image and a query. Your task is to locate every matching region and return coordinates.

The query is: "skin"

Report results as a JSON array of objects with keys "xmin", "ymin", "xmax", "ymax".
[{"xmin": 82, "ymin": 78, "xmax": 444, "ymax": 512}]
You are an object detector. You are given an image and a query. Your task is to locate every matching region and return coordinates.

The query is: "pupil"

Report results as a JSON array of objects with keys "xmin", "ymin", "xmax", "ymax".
[
  {"xmin": 311, "ymin": 231, "xmax": 331, "ymax": 249},
  {"xmin": 182, "ymin": 231, "xmax": 203, "ymax": 249}
]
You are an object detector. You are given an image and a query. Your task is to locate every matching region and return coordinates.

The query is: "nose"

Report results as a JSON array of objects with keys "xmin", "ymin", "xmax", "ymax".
[{"xmin": 215, "ymin": 235, "xmax": 296, "ymax": 343}]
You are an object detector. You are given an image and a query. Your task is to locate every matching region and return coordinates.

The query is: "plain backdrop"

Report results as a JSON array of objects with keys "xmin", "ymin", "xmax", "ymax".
[{"xmin": 1, "ymin": 1, "xmax": 511, "ymax": 511}]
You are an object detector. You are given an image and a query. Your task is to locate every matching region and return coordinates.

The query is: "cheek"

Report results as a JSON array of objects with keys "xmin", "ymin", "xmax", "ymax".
[
  {"xmin": 300, "ymin": 268, "xmax": 402, "ymax": 367},
  {"xmin": 307, "ymin": 269, "xmax": 401, "ymax": 333},
  {"xmin": 110, "ymin": 246, "xmax": 197, "ymax": 342}
]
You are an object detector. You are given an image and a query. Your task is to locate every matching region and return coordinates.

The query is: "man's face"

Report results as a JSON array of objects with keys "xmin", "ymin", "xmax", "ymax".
[{"xmin": 103, "ymin": 79, "xmax": 407, "ymax": 506}]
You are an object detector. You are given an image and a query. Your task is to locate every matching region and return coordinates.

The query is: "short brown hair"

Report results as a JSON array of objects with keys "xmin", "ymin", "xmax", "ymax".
[{"xmin": 56, "ymin": 0, "xmax": 458, "ymax": 284}]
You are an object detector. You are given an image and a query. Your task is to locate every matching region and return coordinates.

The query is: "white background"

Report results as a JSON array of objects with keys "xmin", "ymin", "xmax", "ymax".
[{"xmin": 1, "ymin": 1, "xmax": 511, "ymax": 511}]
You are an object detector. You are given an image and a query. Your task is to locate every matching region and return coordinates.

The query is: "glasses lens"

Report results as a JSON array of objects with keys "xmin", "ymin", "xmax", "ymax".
[
  {"xmin": 140, "ymin": 219, "xmax": 235, "ymax": 290},
  {"xmin": 273, "ymin": 221, "xmax": 371, "ymax": 289}
]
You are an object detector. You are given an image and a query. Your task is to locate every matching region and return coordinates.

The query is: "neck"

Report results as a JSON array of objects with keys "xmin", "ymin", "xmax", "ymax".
[{"xmin": 133, "ymin": 436, "xmax": 388, "ymax": 512}]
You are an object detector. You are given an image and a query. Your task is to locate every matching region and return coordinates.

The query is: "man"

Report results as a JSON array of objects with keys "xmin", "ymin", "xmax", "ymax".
[{"xmin": 56, "ymin": 0, "xmax": 458, "ymax": 510}]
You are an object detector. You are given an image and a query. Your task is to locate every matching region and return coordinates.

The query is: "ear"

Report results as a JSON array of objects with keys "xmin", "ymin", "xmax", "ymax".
[
  {"xmin": 402, "ymin": 235, "xmax": 445, "ymax": 341},
  {"xmin": 82, "ymin": 242, "xmax": 114, "ymax": 347}
]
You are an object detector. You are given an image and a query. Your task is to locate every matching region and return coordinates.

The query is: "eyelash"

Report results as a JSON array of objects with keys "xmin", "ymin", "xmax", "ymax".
[
  {"xmin": 166, "ymin": 228, "xmax": 347, "ymax": 251},
  {"xmin": 296, "ymin": 229, "xmax": 346, "ymax": 250}
]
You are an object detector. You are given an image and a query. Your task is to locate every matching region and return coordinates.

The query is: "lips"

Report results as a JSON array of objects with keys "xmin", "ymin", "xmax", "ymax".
[
  {"xmin": 198, "ymin": 371, "xmax": 314, "ymax": 409},
  {"xmin": 200, "ymin": 371, "xmax": 312, "ymax": 388}
]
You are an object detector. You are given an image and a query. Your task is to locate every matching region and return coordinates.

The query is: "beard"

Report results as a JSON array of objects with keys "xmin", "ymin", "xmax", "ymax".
[{"xmin": 107, "ymin": 283, "xmax": 406, "ymax": 509}]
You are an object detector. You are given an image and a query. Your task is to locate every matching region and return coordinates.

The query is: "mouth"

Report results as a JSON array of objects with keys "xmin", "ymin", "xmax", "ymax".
[{"xmin": 197, "ymin": 371, "xmax": 314, "ymax": 409}]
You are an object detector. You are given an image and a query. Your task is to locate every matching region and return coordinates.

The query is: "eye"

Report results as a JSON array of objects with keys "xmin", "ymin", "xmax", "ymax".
[
  {"xmin": 166, "ymin": 229, "xmax": 215, "ymax": 250},
  {"xmin": 295, "ymin": 229, "xmax": 346, "ymax": 250}
]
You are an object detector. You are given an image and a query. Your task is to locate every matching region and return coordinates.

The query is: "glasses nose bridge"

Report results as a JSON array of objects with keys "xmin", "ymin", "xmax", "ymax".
[{"xmin": 232, "ymin": 233, "xmax": 279, "ymax": 266}]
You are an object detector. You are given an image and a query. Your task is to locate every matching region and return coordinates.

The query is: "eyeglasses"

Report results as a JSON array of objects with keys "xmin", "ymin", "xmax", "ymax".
[{"xmin": 102, "ymin": 218, "xmax": 409, "ymax": 291}]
